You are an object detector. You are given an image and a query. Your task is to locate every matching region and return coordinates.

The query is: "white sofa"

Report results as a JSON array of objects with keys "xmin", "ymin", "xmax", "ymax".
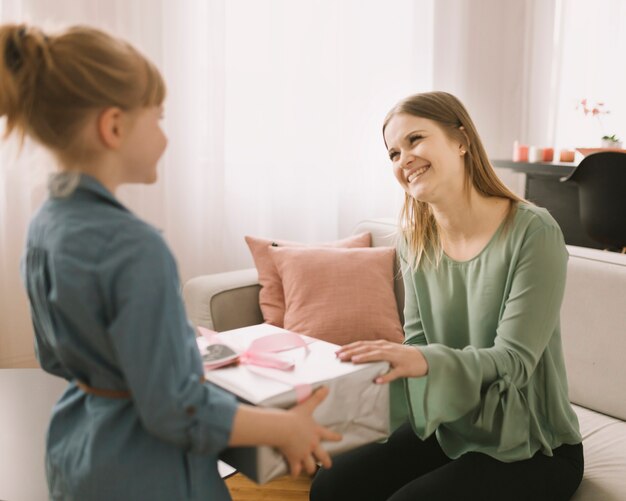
[
  {"xmin": 183, "ymin": 218, "xmax": 626, "ymax": 500},
  {"xmin": 559, "ymin": 245, "xmax": 626, "ymax": 500}
]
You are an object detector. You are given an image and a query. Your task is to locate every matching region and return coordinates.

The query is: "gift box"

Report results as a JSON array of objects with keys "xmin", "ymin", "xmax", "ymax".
[{"xmin": 198, "ymin": 323, "xmax": 390, "ymax": 484}]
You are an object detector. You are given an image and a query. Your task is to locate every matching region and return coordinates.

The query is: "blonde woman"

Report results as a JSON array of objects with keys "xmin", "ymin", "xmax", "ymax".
[
  {"xmin": 311, "ymin": 92, "xmax": 583, "ymax": 500},
  {"xmin": 1, "ymin": 24, "xmax": 340, "ymax": 501}
]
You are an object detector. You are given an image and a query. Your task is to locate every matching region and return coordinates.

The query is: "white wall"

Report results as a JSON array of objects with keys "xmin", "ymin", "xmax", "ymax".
[{"xmin": 0, "ymin": 370, "xmax": 67, "ymax": 501}]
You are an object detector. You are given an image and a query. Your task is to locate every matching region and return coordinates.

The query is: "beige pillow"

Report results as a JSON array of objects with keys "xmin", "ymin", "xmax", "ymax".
[
  {"xmin": 268, "ymin": 246, "xmax": 404, "ymax": 345},
  {"xmin": 245, "ymin": 233, "xmax": 371, "ymax": 327}
]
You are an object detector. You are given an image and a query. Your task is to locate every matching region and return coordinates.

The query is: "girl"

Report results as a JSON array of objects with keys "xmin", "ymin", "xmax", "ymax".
[
  {"xmin": 0, "ymin": 23, "xmax": 339, "ymax": 501},
  {"xmin": 311, "ymin": 92, "xmax": 584, "ymax": 500}
]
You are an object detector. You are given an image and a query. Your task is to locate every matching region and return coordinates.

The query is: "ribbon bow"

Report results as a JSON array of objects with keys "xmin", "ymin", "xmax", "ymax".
[
  {"xmin": 198, "ymin": 326, "xmax": 309, "ymax": 370},
  {"xmin": 198, "ymin": 326, "xmax": 314, "ymax": 402}
]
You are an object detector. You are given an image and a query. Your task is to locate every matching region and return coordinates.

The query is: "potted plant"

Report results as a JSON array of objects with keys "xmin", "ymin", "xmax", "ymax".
[
  {"xmin": 576, "ymin": 99, "xmax": 623, "ymax": 148},
  {"xmin": 601, "ymin": 134, "xmax": 622, "ymax": 149}
]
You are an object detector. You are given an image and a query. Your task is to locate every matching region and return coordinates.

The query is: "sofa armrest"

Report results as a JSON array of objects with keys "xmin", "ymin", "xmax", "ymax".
[{"xmin": 182, "ymin": 268, "xmax": 263, "ymax": 332}]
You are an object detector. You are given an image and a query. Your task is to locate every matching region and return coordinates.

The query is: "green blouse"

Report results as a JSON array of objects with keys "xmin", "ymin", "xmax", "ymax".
[{"xmin": 391, "ymin": 203, "xmax": 582, "ymax": 462}]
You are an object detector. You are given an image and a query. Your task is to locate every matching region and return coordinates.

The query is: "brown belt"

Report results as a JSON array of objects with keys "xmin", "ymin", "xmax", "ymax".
[
  {"xmin": 76, "ymin": 376, "xmax": 207, "ymax": 399},
  {"xmin": 76, "ymin": 381, "xmax": 131, "ymax": 399}
]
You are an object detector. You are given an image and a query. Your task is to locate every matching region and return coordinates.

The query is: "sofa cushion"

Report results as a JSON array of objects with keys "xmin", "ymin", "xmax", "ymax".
[
  {"xmin": 572, "ymin": 404, "xmax": 626, "ymax": 500},
  {"xmin": 245, "ymin": 232, "xmax": 371, "ymax": 327},
  {"xmin": 352, "ymin": 219, "xmax": 405, "ymax": 322},
  {"xmin": 268, "ymin": 246, "xmax": 404, "ymax": 345}
]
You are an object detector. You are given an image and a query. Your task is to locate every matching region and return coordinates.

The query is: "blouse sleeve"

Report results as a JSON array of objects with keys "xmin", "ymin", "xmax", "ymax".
[
  {"xmin": 390, "ymin": 246, "xmax": 428, "ymax": 430},
  {"xmin": 404, "ymin": 225, "xmax": 568, "ymax": 452},
  {"xmin": 99, "ymin": 227, "xmax": 239, "ymax": 456}
]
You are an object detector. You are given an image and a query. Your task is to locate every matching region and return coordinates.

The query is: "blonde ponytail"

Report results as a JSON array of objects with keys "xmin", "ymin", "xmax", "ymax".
[{"xmin": 0, "ymin": 25, "xmax": 53, "ymax": 142}]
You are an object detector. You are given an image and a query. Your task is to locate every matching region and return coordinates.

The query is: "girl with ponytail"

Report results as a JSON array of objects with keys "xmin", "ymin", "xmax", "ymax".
[{"xmin": 1, "ymin": 23, "xmax": 339, "ymax": 501}]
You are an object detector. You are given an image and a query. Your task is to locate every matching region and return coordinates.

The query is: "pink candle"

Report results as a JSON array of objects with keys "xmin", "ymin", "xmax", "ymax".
[
  {"xmin": 560, "ymin": 150, "xmax": 575, "ymax": 162},
  {"xmin": 542, "ymin": 148, "xmax": 554, "ymax": 162},
  {"xmin": 516, "ymin": 144, "xmax": 529, "ymax": 162}
]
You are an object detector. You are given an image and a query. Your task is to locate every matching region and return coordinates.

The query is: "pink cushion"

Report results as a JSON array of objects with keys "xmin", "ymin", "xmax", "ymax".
[
  {"xmin": 268, "ymin": 246, "xmax": 404, "ymax": 345},
  {"xmin": 245, "ymin": 233, "xmax": 371, "ymax": 327}
]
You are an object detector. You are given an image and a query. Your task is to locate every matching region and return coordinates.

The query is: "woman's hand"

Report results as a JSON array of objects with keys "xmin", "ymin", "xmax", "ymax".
[
  {"xmin": 336, "ymin": 340, "xmax": 429, "ymax": 383},
  {"xmin": 278, "ymin": 386, "xmax": 342, "ymax": 477}
]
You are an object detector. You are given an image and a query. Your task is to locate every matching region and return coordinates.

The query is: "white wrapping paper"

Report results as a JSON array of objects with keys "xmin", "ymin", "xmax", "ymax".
[{"xmin": 199, "ymin": 324, "xmax": 390, "ymax": 484}]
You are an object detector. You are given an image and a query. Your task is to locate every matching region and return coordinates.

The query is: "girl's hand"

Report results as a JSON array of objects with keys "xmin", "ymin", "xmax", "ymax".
[
  {"xmin": 336, "ymin": 340, "xmax": 429, "ymax": 383},
  {"xmin": 278, "ymin": 386, "xmax": 342, "ymax": 477}
]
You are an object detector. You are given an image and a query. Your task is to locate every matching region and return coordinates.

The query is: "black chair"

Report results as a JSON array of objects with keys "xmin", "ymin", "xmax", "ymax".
[{"xmin": 561, "ymin": 151, "xmax": 626, "ymax": 252}]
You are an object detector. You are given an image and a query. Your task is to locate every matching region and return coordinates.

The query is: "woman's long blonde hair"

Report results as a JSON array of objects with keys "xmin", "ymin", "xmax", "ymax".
[
  {"xmin": 383, "ymin": 91, "xmax": 525, "ymax": 270},
  {"xmin": 0, "ymin": 23, "xmax": 165, "ymax": 164}
]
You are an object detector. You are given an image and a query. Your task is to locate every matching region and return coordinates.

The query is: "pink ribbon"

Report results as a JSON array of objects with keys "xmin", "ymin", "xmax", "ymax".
[
  {"xmin": 198, "ymin": 326, "xmax": 220, "ymax": 343},
  {"xmin": 198, "ymin": 326, "xmax": 313, "ymax": 402}
]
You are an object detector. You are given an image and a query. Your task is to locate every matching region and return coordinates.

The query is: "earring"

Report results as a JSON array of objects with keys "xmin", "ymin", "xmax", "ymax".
[{"xmin": 460, "ymin": 148, "xmax": 466, "ymax": 155}]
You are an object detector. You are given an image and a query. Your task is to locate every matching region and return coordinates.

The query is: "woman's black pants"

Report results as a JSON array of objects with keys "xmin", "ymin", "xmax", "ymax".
[{"xmin": 310, "ymin": 422, "xmax": 583, "ymax": 501}]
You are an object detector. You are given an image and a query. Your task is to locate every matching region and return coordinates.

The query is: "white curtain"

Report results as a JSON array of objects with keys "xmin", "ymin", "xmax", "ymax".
[
  {"xmin": 7, "ymin": 0, "xmax": 620, "ymax": 367},
  {"xmin": 0, "ymin": 0, "xmax": 431, "ymax": 367}
]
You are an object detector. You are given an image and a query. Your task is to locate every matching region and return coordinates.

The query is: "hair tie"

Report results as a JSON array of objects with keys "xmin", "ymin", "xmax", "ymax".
[
  {"xmin": 5, "ymin": 30, "xmax": 24, "ymax": 72},
  {"xmin": 5, "ymin": 27, "xmax": 51, "ymax": 73}
]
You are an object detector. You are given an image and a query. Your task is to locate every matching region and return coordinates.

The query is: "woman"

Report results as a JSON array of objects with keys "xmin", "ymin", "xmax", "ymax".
[
  {"xmin": 310, "ymin": 91, "xmax": 583, "ymax": 500},
  {"xmin": 0, "ymin": 23, "xmax": 339, "ymax": 500}
]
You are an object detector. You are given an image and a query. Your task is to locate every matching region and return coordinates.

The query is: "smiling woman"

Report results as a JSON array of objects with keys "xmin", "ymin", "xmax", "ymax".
[
  {"xmin": 311, "ymin": 92, "xmax": 585, "ymax": 501},
  {"xmin": 382, "ymin": 92, "xmax": 524, "ymax": 269},
  {"xmin": 385, "ymin": 115, "xmax": 459, "ymax": 203}
]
